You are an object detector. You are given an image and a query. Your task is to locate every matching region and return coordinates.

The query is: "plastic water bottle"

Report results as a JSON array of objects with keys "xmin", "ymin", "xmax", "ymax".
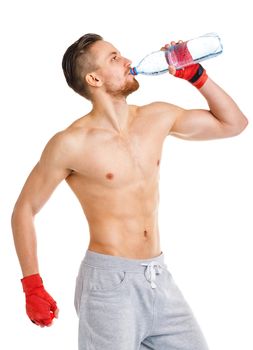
[{"xmin": 130, "ymin": 32, "xmax": 223, "ymax": 76}]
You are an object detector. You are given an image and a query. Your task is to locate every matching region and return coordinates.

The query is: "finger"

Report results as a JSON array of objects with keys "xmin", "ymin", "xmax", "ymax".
[
  {"xmin": 46, "ymin": 319, "xmax": 54, "ymax": 327},
  {"xmin": 160, "ymin": 43, "xmax": 170, "ymax": 51},
  {"xmin": 41, "ymin": 317, "xmax": 54, "ymax": 327},
  {"xmin": 168, "ymin": 65, "xmax": 177, "ymax": 75},
  {"xmin": 31, "ymin": 319, "xmax": 43, "ymax": 327},
  {"xmin": 54, "ymin": 308, "xmax": 59, "ymax": 318},
  {"xmin": 50, "ymin": 301, "xmax": 58, "ymax": 313}
]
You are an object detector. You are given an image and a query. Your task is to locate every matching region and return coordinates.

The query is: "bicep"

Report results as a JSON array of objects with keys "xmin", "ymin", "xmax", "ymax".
[
  {"xmin": 169, "ymin": 108, "xmax": 232, "ymax": 141},
  {"xmin": 15, "ymin": 133, "xmax": 72, "ymax": 214},
  {"xmin": 144, "ymin": 101, "xmax": 231, "ymax": 141}
]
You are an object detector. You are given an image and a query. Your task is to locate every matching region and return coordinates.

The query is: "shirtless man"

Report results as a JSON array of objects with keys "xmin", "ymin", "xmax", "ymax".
[{"xmin": 11, "ymin": 33, "xmax": 248, "ymax": 349}]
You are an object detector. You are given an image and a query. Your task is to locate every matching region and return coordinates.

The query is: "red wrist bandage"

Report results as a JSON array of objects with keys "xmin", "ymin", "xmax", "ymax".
[
  {"xmin": 21, "ymin": 273, "xmax": 58, "ymax": 326},
  {"xmin": 166, "ymin": 42, "xmax": 208, "ymax": 89},
  {"xmin": 174, "ymin": 63, "xmax": 208, "ymax": 89}
]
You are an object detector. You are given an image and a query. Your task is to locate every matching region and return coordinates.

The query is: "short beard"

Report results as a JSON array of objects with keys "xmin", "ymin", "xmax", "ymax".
[
  {"xmin": 105, "ymin": 77, "xmax": 140, "ymax": 99},
  {"xmin": 121, "ymin": 77, "xmax": 140, "ymax": 97}
]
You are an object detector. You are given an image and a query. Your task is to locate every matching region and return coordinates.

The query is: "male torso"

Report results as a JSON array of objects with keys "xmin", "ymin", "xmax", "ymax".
[{"xmin": 64, "ymin": 104, "xmax": 171, "ymax": 259}]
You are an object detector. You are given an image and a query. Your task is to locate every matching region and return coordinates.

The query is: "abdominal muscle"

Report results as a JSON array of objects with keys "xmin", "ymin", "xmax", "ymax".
[
  {"xmin": 87, "ymin": 212, "xmax": 161, "ymax": 259},
  {"xmin": 66, "ymin": 174, "xmax": 162, "ymax": 259}
]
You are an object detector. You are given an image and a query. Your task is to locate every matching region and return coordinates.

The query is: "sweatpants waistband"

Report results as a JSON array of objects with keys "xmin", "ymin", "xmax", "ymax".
[{"xmin": 83, "ymin": 249, "xmax": 167, "ymax": 272}]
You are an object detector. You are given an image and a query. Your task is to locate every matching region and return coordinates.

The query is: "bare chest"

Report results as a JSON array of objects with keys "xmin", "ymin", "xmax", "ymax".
[{"xmin": 69, "ymin": 128, "xmax": 164, "ymax": 188}]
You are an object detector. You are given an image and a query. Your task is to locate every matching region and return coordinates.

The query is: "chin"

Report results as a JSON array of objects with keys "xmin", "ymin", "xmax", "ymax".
[
  {"xmin": 105, "ymin": 78, "xmax": 140, "ymax": 98},
  {"xmin": 123, "ymin": 78, "xmax": 140, "ymax": 97}
]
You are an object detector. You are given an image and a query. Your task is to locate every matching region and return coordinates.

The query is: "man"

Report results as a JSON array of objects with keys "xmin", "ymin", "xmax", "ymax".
[{"xmin": 11, "ymin": 33, "xmax": 248, "ymax": 349}]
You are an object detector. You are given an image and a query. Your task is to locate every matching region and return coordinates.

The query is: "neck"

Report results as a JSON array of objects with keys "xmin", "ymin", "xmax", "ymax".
[{"xmin": 90, "ymin": 92, "xmax": 132, "ymax": 134}]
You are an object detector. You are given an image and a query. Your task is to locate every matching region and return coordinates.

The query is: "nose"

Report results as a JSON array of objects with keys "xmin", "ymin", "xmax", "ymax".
[{"xmin": 124, "ymin": 57, "xmax": 132, "ymax": 67}]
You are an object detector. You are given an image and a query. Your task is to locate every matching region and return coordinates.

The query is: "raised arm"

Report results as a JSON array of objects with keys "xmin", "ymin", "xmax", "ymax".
[
  {"xmin": 169, "ymin": 76, "xmax": 248, "ymax": 140},
  {"xmin": 154, "ymin": 40, "xmax": 249, "ymax": 141}
]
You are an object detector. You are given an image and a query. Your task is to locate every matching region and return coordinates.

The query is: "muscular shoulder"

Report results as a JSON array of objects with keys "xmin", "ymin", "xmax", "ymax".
[
  {"xmin": 136, "ymin": 101, "xmax": 184, "ymax": 134},
  {"xmin": 40, "ymin": 123, "xmax": 87, "ymax": 171},
  {"xmin": 47, "ymin": 114, "xmax": 91, "ymax": 151},
  {"xmin": 138, "ymin": 101, "xmax": 183, "ymax": 117}
]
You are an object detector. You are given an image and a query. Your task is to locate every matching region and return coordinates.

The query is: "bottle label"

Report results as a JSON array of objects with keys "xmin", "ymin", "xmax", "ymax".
[{"xmin": 165, "ymin": 42, "xmax": 194, "ymax": 68}]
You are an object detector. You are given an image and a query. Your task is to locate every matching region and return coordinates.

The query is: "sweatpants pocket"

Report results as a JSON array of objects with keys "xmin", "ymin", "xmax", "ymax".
[{"xmin": 84, "ymin": 264, "xmax": 128, "ymax": 296}]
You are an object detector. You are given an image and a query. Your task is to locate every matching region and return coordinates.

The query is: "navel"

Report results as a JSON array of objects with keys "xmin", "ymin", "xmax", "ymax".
[
  {"xmin": 157, "ymin": 159, "xmax": 160, "ymax": 166},
  {"xmin": 144, "ymin": 230, "xmax": 148, "ymax": 237},
  {"xmin": 106, "ymin": 172, "xmax": 114, "ymax": 180}
]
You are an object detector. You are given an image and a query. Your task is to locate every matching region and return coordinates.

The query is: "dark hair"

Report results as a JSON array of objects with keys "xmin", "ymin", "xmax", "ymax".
[{"xmin": 62, "ymin": 33, "xmax": 103, "ymax": 100}]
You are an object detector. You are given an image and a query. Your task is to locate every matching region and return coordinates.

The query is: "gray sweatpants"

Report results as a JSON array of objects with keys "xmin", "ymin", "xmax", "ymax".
[{"xmin": 74, "ymin": 250, "xmax": 209, "ymax": 350}]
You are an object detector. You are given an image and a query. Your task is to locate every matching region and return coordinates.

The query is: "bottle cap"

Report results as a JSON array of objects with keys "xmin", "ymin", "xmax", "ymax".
[{"xmin": 130, "ymin": 67, "xmax": 138, "ymax": 75}]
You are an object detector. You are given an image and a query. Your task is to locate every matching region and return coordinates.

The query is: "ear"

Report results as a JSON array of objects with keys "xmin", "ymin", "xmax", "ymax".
[{"xmin": 85, "ymin": 72, "xmax": 103, "ymax": 87}]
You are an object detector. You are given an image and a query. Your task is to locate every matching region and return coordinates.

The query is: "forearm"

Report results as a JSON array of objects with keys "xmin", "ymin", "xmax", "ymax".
[
  {"xmin": 199, "ymin": 77, "xmax": 248, "ymax": 130},
  {"xmin": 11, "ymin": 206, "xmax": 39, "ymax": 277}
]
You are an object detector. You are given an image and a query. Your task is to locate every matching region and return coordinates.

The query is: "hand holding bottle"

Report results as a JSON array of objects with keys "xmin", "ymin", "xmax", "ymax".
[
  {"xmin": 130, "ymin": 32, "xmax": 222, "ymax": 83},
  {"xmin": 160, "ymin": 40, "xmax": 183, "ymax": 75},
  {"xmin": 161, "ymin": 40, "xmax": 208, "ymax": 89}
]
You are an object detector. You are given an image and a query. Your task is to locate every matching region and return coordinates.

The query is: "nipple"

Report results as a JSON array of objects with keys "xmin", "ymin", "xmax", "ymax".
[{"xmin": 106, "ymin": 172, "xmax": 114, "ymax": 180}]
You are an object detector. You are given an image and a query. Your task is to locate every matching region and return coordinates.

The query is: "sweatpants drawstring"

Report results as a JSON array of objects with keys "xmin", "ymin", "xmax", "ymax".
[{"xmin": 141, "ymin": 261, "xmax": 167, "ymax": 288}]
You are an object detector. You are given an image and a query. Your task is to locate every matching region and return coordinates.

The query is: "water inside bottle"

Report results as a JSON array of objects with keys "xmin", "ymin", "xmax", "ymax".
[
  {"xmin": 165, "ymin": 42, "xmax": 193, "ymax": 68},
  {"xmin": 187, "ymin": 36, "xmax": 223, "ymax": 60},
  {"xmin": 165, "ymin": 35, "xmax": 223, "ymax": 69}
]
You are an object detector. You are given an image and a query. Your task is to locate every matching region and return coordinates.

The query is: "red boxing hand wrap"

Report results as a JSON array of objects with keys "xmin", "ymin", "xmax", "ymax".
[
  {"xmin": 174, "ymin": 63, "xmax": 208, "ymax": 89},
  {"xmin": 21, "ymin": 273, "xmax": 58, "ymax": 326},
  {"xmin": 166, "ymin": 41, "xmax": 208, "ymax": 89}
]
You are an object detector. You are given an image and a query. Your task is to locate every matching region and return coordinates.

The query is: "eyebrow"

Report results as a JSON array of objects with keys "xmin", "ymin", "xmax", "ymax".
[{"xmin": 107, "ymin": 51, "xmax": 120, "ymax": 58}]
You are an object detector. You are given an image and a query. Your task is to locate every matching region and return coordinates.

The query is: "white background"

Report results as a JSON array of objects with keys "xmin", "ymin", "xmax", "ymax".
[{"xmin": 1, "ymin": 0, "xmax": 252, "ymax": 349}]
